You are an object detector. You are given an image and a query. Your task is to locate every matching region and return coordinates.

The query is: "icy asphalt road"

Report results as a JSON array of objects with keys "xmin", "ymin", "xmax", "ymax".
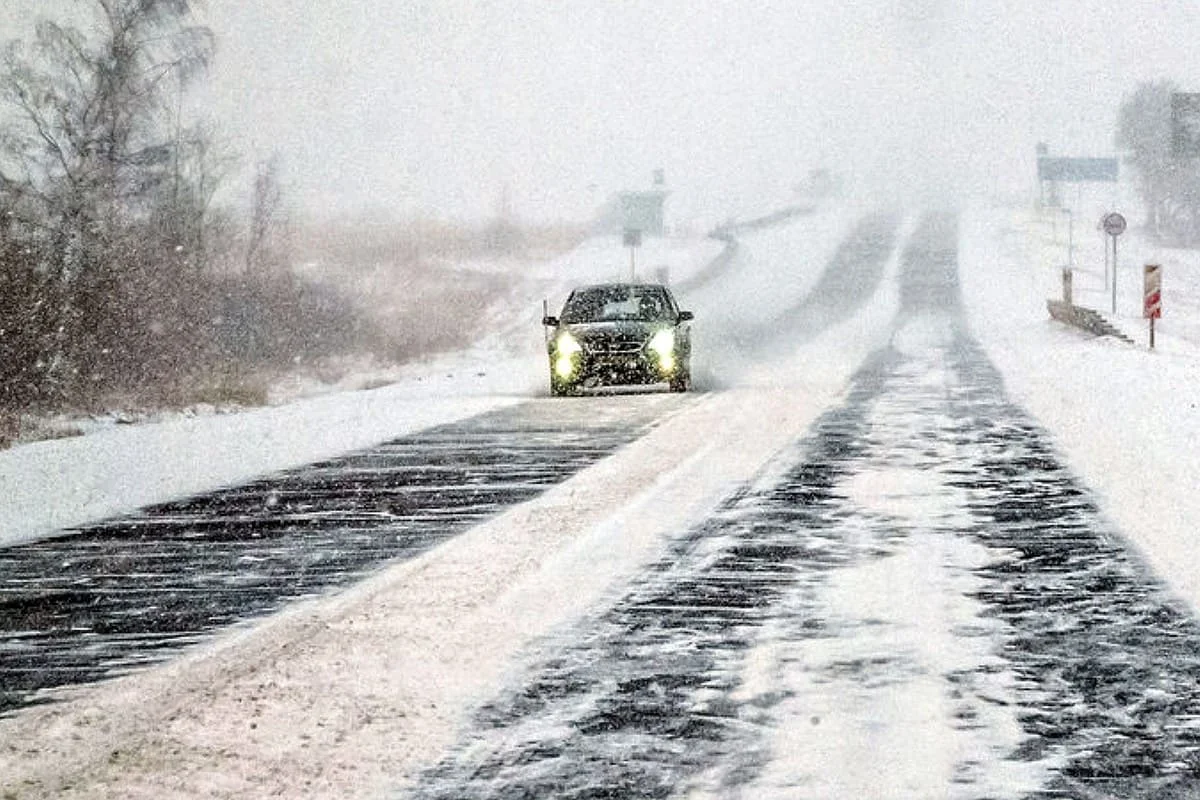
[
  {"xmin": 5, "ymin": 211, "xmax": 1200, "ymax": 799},
  {"xmin": 405, "ymin": 216, "xmax": 1200, "ymax": 799},
  {"xmin": 0, "ymin": 215, "xmax": 895, "ymax": 718},
  {"xmin": 0, "ymin": 397, "xmax": 687, "ymax": 715}
]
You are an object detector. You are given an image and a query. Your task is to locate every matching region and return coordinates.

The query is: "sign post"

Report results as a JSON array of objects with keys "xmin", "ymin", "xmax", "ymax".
[
  {"xmin": 1103, "ymin": 225, "xmax": 1110, "ymax": 289},
  {"xmin": 1144, "ymin": 264, "xmax": 1163, "ymax": 349},
  {"xmin": 1102, "ymin": 212, "xmax": 1127, "ymax": 313},
  {"xmin": 623, "ymin": 227, "xmax": 642, "ymax": 281},
  {"xmin": 1066, "ymin": 208, "xmax": 1074, "ymax": 271}
]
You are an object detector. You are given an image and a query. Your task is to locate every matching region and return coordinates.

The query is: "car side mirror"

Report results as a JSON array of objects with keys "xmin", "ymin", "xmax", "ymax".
[
  {"xmin": 677, "ymin": 310, "xmax": 694, "ymax": 322},
  {"xmin": 542, "ymin": 315, "xmax": 559, "ymax": 327}
]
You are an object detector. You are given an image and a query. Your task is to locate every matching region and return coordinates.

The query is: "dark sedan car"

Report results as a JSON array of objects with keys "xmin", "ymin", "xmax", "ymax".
[{"xmin": 541, "ymin": 283, "xmax": 694, "ymax": 396}]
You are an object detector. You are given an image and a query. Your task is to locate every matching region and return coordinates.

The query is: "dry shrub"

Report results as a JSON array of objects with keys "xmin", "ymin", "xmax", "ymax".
[
  {"xmin": 0, "ymin": 412, "xmax": 17, "ymax": 449},
  {"xmin": 0, "ymin": 235, "xmax": 62, "ymax": 410},
  {"xmin": 291, "ymin": 215, "xmax": 582, "ymax": 364},
  {"xmin": 0, "ymin": 209, "xmax": 582, "ymax": 444},
  {"xmin": 188, "ymin": 369, "xmax": 270, "ymax": 408}
]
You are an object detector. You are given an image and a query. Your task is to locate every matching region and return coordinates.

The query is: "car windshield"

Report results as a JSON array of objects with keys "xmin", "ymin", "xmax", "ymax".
[{"xmin": 561, "ymin": 286, "xmax": 674, "ymax": 323}]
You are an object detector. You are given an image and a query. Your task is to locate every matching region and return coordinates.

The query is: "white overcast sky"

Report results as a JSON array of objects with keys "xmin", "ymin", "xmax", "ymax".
[{"xmin": 3, "ymin": 1, "xmax": 1200, "ymax": 222}]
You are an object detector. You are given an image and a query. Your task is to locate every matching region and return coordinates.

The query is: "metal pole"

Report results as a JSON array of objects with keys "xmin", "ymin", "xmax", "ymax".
[
  {"xmin": 1066, "ymin": 209, "xmax": 1074, "ymax": 270},
  {"xmin": 1111, "ymin": 235, "xmax": 1118, "ymax": 314},
  {"xmin": 1104, "ymin": 231, "xmax": 1110, "ymax": 290},
  {"xmin": 629, "ymin": 246, "xmax": 636, "ymax": 281}
]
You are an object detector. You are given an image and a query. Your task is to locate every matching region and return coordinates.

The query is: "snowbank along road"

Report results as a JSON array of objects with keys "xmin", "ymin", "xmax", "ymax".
[
  {"xmin": 5, "ymin": 212, "xmax": 1200, "ymax": 799},
  {"xmin": 406, "ymin": 215, "xmax": 1200, "ymax": 799},
  {"xmin": 0, "ymin": 397, "xmax": 692, "ymax": 714},
  {"xmin": 0, "ymin": 214, "xmax": 896, "ymax": 717}
]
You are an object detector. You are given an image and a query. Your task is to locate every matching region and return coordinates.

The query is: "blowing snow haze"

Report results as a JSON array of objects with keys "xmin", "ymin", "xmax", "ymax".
[{"xmin": 2, "ymin": 0, "xmax": 1199, "ymax": 222}]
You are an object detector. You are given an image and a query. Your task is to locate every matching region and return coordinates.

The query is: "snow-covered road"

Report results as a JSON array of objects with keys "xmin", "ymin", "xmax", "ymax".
[
  {"xmin": 4, "ymin": 205, "xmax": 1200, "ymax": 799},
  {"xmin": 402, "ymin": 214, "xmax": 1200, "ymax": 799}
]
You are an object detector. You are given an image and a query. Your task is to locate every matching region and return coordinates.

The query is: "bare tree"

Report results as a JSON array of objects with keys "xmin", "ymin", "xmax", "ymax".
[
  {"xmin": 0, "ymin": 3, "xmax": 384, "ymax": 415},
  {"xmin": 156, "ymin": 119, "xmax": 237, "ymax": 274},
  {"xmin": 1, "ymin": 1, "xmax": 214, "ymax": 230},
  {"xmin": 246, "ymin": 153, "xmax": 289, "ymax": 276},
  {"xmin": 1116, "ymin": 79, "xmax": 1200, "ymax": 244},
  {"xmin": 0, "ymin": 0, "xmax": 216, "ymax": 399}
]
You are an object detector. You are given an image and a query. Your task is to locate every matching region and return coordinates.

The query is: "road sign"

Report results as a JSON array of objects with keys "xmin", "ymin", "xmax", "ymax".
[
  {"xmin": 1102, "ymin": 212, "xmax": 1127, "ymax": 237},
  {"xmin": 1038, "ymin": 157, "xmax": 1119, "ymax": 183},
  {"xmin": 1144, "ymin": 264, "xmax": 1163, "ymax": 319}
]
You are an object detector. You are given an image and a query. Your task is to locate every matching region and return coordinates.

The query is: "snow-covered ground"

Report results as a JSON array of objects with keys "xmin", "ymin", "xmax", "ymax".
[
  {"xmin": 0, "ymin": 205, "xmax": 875, "ymax": 798},
  {"xmin": 0, "ymin": 232, "xmax": 726, "ymax": 548},
  {"xmin": 960, "ymin": 205, "xmax": 1200, "ymax": 614},
  {"xmin": 695, "ymin": 205, "xmax": 857, "ymax": 335},
  {"xmin": 4, "ymin": 200, "xmax": 1200, "ymax": 798}
]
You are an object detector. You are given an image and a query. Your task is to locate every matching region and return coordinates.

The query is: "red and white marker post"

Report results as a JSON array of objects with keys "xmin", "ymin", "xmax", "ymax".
[{"xmin": 1144, "ymin": 264, "xmax": 1163, "ymax": 349}]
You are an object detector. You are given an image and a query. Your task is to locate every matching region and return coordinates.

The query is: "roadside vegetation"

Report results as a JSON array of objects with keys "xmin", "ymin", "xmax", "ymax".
[
  {"xmin": 0, "ymin": 1, "xmax": 582, "ymax": 447},
  {"xmin": 1117, "ymin": 79, "xmax": 1200, "ymax": 246}
]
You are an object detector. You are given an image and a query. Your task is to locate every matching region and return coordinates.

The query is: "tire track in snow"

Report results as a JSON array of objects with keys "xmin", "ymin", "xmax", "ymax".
[
  {"xmin": 0, "ymin": 210, "xmax": 896, "ymax": 719},
  {"xmin": 403, "ymin": 214, "xmax": 905, "ymax": 799},
  {"xmin": 731, "ymin": 210, "xmax": 900, "ymax": 351},
  {"xmin": 952, "ymin": 342, "xmax": 1200, "ymax": 798},
  {"xmin": 403, "ymin": 213, "xmax": 1200, "ymax": 799},
  {"xmin": 408, "ymin": 358, "xmax": 878, "ymax": 800},
  {"xmin": 691, "ymin": 210, "xmax": 900, "ymax": 391},
  {"xmin": 0, "ymin": 395, "xmax": 692, "ymax": 717}
]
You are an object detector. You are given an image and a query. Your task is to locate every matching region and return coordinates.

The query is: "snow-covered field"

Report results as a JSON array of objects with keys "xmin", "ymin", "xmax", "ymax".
[
  {"xmin": 960, "ymin": 204, "xmax": 1200, "ymax": 614},
  {"xmin": 3, "ymin": 201, "xmax": 1200, "ymax": 798}
]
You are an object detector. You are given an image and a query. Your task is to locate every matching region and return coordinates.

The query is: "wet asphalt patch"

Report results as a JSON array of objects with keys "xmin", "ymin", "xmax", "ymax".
[
  {"xmin": 404, "ymin": 214, "xmax": 1200, "ymax": 799},
  {"xmin": 0, "ymin": 395, "xmax": 689, "ymax": 716}
]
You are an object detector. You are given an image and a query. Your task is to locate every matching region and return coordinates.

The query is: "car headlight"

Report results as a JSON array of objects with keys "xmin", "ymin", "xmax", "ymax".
[
  {"xmin": 648, "ymin": 329, "xmax": 676, "ymax": 373},
  {"xmin": 553, "ymin": 332, "xmax": 581, "ymax": 380},
  {"xmin": 555, "ymin": 332, "xmax": 582, "ymax": 356},
  {"xmin": 554, "ymin": 355, "xmax": 576, "ymax": 378},
  {"xmin": 648, "ymin": 329, "xmax": 675, "ymax": 358}
]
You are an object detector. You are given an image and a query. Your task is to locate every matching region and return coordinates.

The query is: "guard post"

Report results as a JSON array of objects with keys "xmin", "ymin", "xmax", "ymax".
[
  {"xmin": 1144, "ymin": 264, "xmax": 1163, "ymax": 349},
  {"xmin": 623, "ymin": 227, "xmax": 642, "ymax": 281}
]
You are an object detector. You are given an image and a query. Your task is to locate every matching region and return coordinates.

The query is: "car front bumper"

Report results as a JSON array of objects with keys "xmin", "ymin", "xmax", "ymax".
[{"xmin": 552, "ymin": 351, "xmax": 677, "ymax": 387}]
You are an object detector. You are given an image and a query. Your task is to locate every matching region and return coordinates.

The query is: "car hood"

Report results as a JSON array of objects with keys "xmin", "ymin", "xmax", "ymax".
[{"xmin": 565, "ymin": 321, "xmax": 659, "ymax": 341}]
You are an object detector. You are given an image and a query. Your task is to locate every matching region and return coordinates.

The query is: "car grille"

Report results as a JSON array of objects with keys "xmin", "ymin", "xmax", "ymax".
[{"xmin": 586, "ymin": 335, "xmax": 645, "ymax": 355}]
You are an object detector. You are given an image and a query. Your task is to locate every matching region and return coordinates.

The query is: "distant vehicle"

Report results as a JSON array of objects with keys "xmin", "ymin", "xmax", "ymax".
[{"xmin": 541, "ymin": 283, "xmax": 694, "ymax": 396}]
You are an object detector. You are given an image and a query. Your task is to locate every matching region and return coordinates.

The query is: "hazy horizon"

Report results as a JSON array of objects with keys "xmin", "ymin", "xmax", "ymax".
[{"xmin": 2, "ymin": 1, "xmax": 1198, "ymax": 223}]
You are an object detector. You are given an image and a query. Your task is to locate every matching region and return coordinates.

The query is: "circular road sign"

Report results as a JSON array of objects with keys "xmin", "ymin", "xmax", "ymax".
[{"xmin": 1102, "ymin": 212, "xmax": 1127, "ymax": 237}]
